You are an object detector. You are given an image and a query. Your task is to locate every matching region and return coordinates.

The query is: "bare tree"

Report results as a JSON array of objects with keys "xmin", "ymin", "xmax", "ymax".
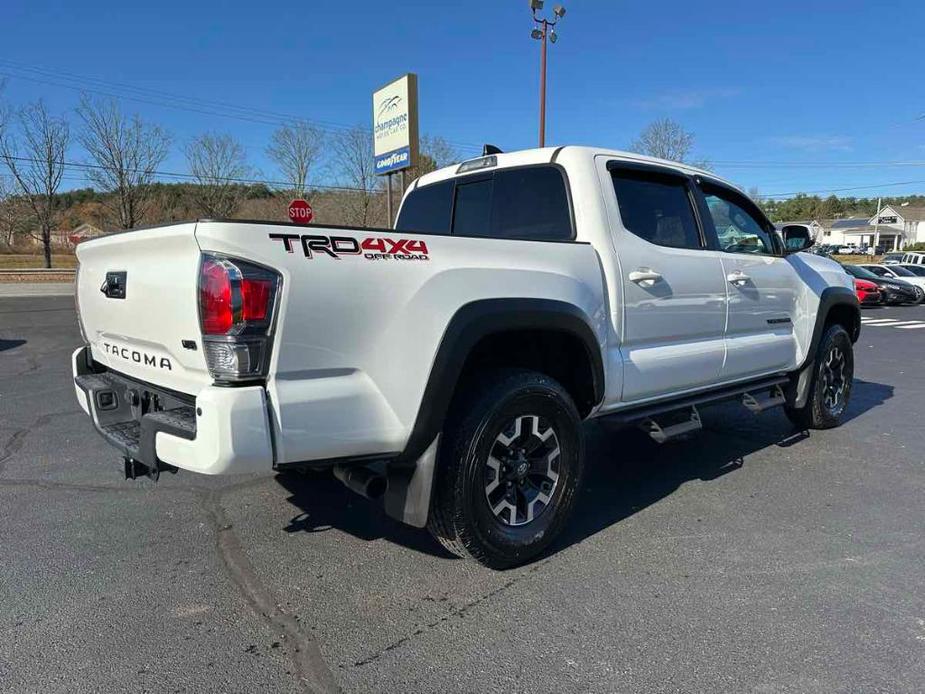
[
  {"xmin": 332, "ymin": 126, "xmax": 382, "ymax": 227},
  {"xmin": 185, "ymin": 133, "xmax": 251, "ymax": 217},
  {"xmin": 0, "ymin": 101, "xmax": 70, "ymax": 267},
  {"xmin": 0, "ymin": 177, "xmax": 28, "ymax": 249},
  {"xmin": 76, "ymin": 95, "xmax": 170, "ymax": 229},
  {"xmin": 266, "ymin": 121, "xmax": 322, "ymax": 197},
  {"xmin": 629, "ymin": 118, "xmax": 698, "ymax": 164}
]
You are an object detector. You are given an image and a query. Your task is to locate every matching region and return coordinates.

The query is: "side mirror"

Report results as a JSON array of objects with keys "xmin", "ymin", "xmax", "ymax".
[{"xmin": 781, "ymin": 225, "xmax": 814, "ymax": 254}]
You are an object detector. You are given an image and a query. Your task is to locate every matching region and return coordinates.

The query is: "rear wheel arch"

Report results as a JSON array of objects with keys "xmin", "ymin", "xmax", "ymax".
[{"xmin": 400, "ymin": 298, "xmax": 604, "ymax": 463}]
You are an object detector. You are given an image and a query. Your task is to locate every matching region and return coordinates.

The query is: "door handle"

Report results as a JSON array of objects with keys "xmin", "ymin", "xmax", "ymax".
[
  {"xmin": 629, "ymin": 269, "xmax": 662, "ymax": 286},
  {"xmin": 726, "ymin": 271, "xmax": 750, "ymax": 286}
]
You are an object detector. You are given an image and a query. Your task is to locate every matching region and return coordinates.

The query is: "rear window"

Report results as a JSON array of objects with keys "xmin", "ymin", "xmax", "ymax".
[
  {"xmin": 487, "ymin": 167, "xmax": 572, "ymax": 240},
  {"xmin": 452, "ymin": 179, "xmax": 493, "ymax": 237},
  {"xmin": 395, "ymin": 165, "xmax": 573, "ymax": 241}
]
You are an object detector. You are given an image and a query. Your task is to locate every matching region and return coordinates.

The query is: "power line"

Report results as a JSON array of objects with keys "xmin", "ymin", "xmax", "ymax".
[
  {"xmin": 761, "ymin": 179, "xmax": 925, "ymax": 199},
  {"xmin": 0, "ymin": 59, "xmax": 484, "ymax": 155},
  {"xmin": 0, "ymin": 59, "xmax": 359, "ymax": 132},
  {"xmin": 2, "ymin": 155, "xmax": 389, "ymax": 195},
  {"xmin": 717, "ymin": 159, "xmax": 925, "ymax": 169},
  {"xmin": 7, "ymin": 154, "xmax": 925, "ymax": 202}
]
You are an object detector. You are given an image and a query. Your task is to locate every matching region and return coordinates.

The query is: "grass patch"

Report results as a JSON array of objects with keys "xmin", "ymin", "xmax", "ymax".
[
  {"xmin": 0, "ymin": 254, "xmax": 78, "ymax": 269},
  {"xmin": 830, "ymin": 254, "xmax": 883, "ymax": 265}
]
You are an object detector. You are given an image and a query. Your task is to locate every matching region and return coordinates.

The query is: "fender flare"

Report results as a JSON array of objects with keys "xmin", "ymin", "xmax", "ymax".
[
  {"xmin": 399, "ymin": 298, "xmax": 604, "ymax": 464},
  {"xmin": 384, "ymin": 298, "xmax": 603, "ymax": 528},
  {"xmin": 789, "ymin": 286, "xmax": 860, "ymax": 409}
]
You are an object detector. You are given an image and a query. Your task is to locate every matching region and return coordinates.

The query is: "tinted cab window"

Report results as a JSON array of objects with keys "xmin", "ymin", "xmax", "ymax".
[
  {"xmin": 611, "ymin": 169, "xmax": 702, "ymax": 249},
  {"xmin": 396, "ymin": 165, "xmax": 572, "ymax": 241},
  {"xmin": 395, "ymin": 180, "xmax": 453, "ymax": 234},
  {"xmin": 487, "ymin": 167, "xmax": 572, "ymax": 240}
]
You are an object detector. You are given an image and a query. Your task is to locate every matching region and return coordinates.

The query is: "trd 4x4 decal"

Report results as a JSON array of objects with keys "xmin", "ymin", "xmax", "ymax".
[{"xmin": 269, "ymin": 233, "xmax": 429, "ymax": 261}]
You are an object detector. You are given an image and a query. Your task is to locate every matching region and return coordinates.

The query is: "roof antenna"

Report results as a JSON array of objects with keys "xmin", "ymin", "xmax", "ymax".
[{"xmin": 482, "ymin": 144, "xmax": 503, "ymax": 156}]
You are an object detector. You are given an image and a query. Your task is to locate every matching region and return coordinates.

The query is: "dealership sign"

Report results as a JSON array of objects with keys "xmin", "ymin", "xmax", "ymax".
[{"xmin": 373, "ymin": 73, "xmax": 419, "ymax": 175}]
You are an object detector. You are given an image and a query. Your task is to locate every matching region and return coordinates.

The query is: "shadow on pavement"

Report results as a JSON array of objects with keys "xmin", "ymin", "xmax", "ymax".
[
  {"xmin": 844, "ymin": 378, "xmax": 893, "ymax": 424},
  {"xmin": 0, "ymin": 338, "xmax": 26, "ymax": 352},
  {"xmin": 275, "ymin": 470, "xmax": 454, "ymax": 559},
  {"xmin": 275, "ymin": 378, "xmax": 893, "ymax": 565}
]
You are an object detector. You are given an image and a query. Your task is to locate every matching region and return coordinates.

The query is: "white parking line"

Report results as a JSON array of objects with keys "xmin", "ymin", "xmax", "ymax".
[{"xmin": 861, "ymin": 318, "xmax": 925, "ymax": 330}]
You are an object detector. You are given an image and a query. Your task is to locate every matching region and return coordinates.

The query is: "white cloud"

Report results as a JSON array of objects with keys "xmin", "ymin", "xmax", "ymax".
[{"xmin": 768, "ymin": 135, "xmax": 853, "ymax": 152}]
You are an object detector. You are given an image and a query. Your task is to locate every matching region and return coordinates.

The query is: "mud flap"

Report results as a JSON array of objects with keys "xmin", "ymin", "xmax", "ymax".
[{"xmin": 383, "ymin": 436, "xmax": 439, "ymax": 528}]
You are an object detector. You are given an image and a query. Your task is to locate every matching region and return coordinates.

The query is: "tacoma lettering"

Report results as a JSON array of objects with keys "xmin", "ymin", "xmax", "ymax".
[{"xmin": 102, "ymin": 343, "xmax": 172, "ymax": 370}]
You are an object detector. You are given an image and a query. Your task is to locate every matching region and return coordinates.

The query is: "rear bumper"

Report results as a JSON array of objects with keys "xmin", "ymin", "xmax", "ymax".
[{"xmin": 73, "ymin": 346, "xmax": 274, "ymax": 475}]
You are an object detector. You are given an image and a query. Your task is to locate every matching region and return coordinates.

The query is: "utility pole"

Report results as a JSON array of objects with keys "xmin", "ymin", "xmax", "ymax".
[
  {"xmin": 530, "ymin": 2, "xmax": 566, "ymax": 148},
  {"xmin": 873, "ymin": 196, "xmax": 882, "ymax": 256}
]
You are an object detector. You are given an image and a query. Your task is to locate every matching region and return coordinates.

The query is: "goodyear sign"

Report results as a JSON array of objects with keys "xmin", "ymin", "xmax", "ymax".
[{"xmin": 373, "ymin": 74, "xmax": 419, "ymax": 175}]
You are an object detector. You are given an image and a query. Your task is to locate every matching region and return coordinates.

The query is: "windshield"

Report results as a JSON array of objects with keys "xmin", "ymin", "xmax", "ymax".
[
  {"xmin": 844, "ymin": 264, "xmax": 879, "ymax": 280},
  {"xmin": 900, "ymin": 264, "xmax": 925, "ymax": 276},
  {"xmin": 885, "ymin": 265, "xmax": 915, "ymax": 277}
]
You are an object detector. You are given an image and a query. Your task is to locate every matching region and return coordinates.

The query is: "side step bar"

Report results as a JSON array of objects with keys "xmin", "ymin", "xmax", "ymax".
[
  {"xmin": 640, "ymin": 406, "xmax": 701, "ymax": 444},
  {"xmin": 742, "ymin": 384, "xmax": 786, "ymax": 414},
  {"xmin": 602, "ymin": 375, "xmax": 791, "ymax": 444}
]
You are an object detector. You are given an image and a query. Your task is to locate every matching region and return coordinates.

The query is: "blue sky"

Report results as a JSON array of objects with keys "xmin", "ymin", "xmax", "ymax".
[{"xmin": 3, "ymin": 0, "xmax": 925, "ymax": 199}]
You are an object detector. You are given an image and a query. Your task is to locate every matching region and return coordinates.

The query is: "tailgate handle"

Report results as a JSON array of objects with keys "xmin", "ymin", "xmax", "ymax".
[{"xmin": 100, "ymin": 271, "xmax": 127, "ymax": 299}]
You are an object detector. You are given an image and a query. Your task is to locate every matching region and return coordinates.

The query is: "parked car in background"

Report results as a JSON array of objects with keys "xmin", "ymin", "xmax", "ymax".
[
  {"xmin": 853, "ymin": 278, "xmax": 882, "ymax": 306},
  {"xmin": 882, "ymin": 252, "xmax": 904, "ymax": 264},
  {"xmin": 902, "ymin": 252, "xmax": 925, "ymax": 265},
  {"xmin": 843, "ymin": 264, "xmax": 921, "ymax": 304},
  {"xmin": 837, "ymin": 245, "xmax": 858, "ymax": 254},
  {"xmin": 859, "ymin": 264, "xmax": 925, "ymax": 301}
]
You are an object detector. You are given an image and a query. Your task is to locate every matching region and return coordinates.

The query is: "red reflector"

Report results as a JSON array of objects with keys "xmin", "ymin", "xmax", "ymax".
[
  {"xmin": 200, "ymin": 259, "xmax": 233, "ymax": 334},
  {"xmin": 242, "ymin": 279, "xmax": 271, "ymax": 321}
]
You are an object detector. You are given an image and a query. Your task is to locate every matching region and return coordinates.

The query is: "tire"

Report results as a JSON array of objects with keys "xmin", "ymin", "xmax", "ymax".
[
  {"xmin": 427, "ymin": 369, "xmax": 584, "ymax": 569},
  {"xmin": 784, "ymin": 324, "xmax": 854, "ymax": 430}
]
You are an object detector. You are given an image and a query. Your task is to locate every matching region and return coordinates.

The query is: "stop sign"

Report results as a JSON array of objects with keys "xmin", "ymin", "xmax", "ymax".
[{"xmin": 288, "ymin": 199, "xmax": 314, "ymax": 225}]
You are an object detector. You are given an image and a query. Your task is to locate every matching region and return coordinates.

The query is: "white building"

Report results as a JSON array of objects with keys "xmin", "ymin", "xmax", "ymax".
[{"xmin": 838, "ymin": 205, "xmax": 925, "ymax": 252}]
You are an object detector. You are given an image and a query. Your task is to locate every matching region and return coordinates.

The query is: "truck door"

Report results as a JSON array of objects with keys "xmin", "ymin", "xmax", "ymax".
[
  {"xmin": 606, "ymin": 162, "xmax": 728, "ymax": 402},
  {"xmin": 695, "ymin": 181, "xmax": 800, "ymax": 378}
]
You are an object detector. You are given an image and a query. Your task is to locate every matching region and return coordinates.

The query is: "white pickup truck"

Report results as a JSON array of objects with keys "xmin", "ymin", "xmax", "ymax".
[{"xmin": 72, "ymin": 146, "xmax": 859, "ymax": 568}]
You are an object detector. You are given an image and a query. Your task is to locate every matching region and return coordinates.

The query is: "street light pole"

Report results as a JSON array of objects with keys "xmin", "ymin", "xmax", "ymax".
[
  {"xmin": 530, "ymin": 2, "xmax": 566, "ymax": 148},
  {"xmin": 538, "ymin": 20, "xmax": 547, "ymax": 147}
]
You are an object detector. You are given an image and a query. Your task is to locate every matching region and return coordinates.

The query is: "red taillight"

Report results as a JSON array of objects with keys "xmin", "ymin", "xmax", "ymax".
[
  {"xmin": 242, "ymin": 278, "xmax": 271, "ymax": 322},
  {"xmin": 198, "ymin": 254, "xmax": 280, "ymax": 382},
  {"xmin": 854, "ymin": 279, "xmax": 877, "ymax": 291},
  {"xmin": 200, "ymin": 258, "xmax": 234, "ymax": 335}
]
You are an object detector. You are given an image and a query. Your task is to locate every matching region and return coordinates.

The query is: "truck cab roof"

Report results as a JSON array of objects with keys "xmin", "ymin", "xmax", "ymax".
[{"xmin": 413, "ymin": 145, "xmax": 732, "ymax": 191}]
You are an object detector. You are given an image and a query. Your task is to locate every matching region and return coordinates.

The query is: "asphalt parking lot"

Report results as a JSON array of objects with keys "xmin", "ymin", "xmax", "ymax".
[{"xmin": 1, "ymin": 296, "xmax": 923, "ymax": 693}]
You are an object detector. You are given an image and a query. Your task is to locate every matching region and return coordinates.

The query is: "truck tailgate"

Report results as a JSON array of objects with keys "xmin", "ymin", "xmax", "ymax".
[{"xmin": 75, "ymin": 222, "xmax": 210, "ymax": 395}]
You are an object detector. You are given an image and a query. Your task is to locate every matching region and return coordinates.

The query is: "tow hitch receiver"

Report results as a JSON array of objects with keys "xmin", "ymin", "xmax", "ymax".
[{"xmin": 123, "ymin": 456, "xmax": 178, "ymax": 481}]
